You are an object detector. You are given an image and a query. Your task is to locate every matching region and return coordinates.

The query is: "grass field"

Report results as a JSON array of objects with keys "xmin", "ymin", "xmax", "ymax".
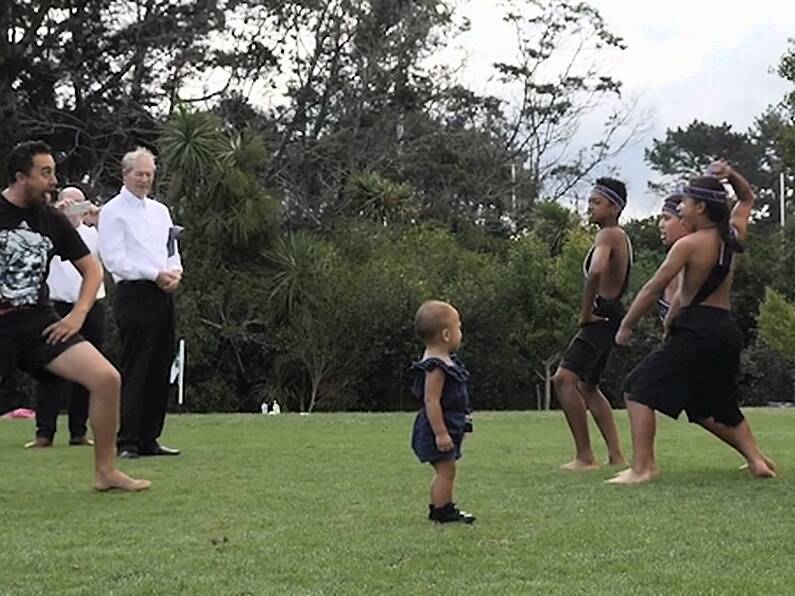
[{"xmin": 1, "ymin": 409, "xmax": 793, "ymax": 595}]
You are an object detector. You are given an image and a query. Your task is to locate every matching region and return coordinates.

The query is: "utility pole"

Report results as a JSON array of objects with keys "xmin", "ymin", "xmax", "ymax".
[
  {"xmin": 781, "ymin": 172, "xmax": 787, "ymax": 228},
  {"xmin": 511, "ymin": 162, "xmax": 517, "ymax": 214}
]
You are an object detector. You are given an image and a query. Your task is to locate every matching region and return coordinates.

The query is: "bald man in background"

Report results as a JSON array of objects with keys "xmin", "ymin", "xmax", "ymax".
[{"xmin": 26, "ymin": 187, "xmax": 106, "ymax": 448}]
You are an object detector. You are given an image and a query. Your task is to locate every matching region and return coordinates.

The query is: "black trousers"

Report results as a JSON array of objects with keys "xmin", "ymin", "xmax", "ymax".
[
  {"xmin": 35, "ymin": 300, "xmax": 105, "ymax": 440},
  {"xmin": 114, "ymin": 281, "xmax": 175, "ymax": 452}
]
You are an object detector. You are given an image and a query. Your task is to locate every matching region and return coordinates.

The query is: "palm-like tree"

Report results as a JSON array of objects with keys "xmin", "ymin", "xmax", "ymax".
[
  {"xmin": 159, "ymin": 105, "xmax": 278, "ymax": 247},
  {"xmin": 264, "ymin": 231, "xmax": 331, "ymax": 320}
]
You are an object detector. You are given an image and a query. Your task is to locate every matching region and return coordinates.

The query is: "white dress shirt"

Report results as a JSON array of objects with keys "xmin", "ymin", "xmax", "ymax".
[
  {"xmin": 47, "ymin": 223, "xmax": 106, "ymax": 303},
  {"xmin": 98, "ymin": 186, "xmax": 183, "ymax": 282}
]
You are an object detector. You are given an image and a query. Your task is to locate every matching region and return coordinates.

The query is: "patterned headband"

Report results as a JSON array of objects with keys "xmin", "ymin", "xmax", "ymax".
[
  {"xmin": 681, "ymin": 184, "xmax": 728, "ymax": 204},
  {"xmin": 592, "ymin": 183, "xmax": 626, "ymax": 210},
  {"xmin": 661, "ymin": 194, "xmax": 683, "ymax": 217}
]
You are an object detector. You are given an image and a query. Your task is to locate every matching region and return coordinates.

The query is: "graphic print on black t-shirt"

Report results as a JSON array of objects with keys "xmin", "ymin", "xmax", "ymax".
[
  {"xmin": 0, "ymin": 221, "xmax": 54, "ymax": 306},
  {"xmin": 0, "ymin": 195, "xmax": 89, "ymax": 308}
]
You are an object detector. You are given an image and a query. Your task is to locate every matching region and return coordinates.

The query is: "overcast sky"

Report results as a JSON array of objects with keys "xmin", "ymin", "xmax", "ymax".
[{"xmin": 454, "ymin": 0, "xmax": 795, "ymax": 219}]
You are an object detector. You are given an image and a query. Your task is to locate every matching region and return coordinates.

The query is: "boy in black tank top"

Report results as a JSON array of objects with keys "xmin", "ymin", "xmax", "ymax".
[
  {"xmin": 553, "ymin": 178, "xmax": 631, "ymax": 471},
  {"xmin": 611, "ymin": 162, "xmax": 775, "ymax": 484}
]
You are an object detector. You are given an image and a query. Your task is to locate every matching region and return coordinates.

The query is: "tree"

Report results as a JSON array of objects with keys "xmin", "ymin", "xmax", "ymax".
[
  {"xmin": 770, "ymin": 39, "xmax": 795, "ymax": 165},
  {"xmin": 0, "ymin": 1, "xmax": 242, "ymax": 189},
  {"xmin": 751, "ymin": 287, "xmax": 795, "ymax": 404},
  {"xmin": 525, "ymin": 199, "xmax": 579, "ymax": 256},
  {"xmin": 154, "ymin": 107, "xmax": 281, "ymax": 410},
  {"xmin": 158, "ymin": 106, "xmax": 280, "ymax": 251},
  {"xmin": 261, "ymin": 0, "xmax": 643, "ymax": 230},
  {"xmin": 342, "ymin": 170, "xmax": 416, "ymax": 225},
  {"xmin": 256, "ymin": 0, "xmax": 463, "ymax": 228},
  {"xmin": 492, "ymin": 0, "xmax": 645, "ymax": 202},
  {"xmin": 645, "ymin": 120, "xmax": 774, "ymax": 194},
  {"xmin": 265, "ymin": 232, "xmax": 366, "ymax": 412},
  {"xmin": 758, "ymin": 288, "xmax": 795, "ymax": 361},
  {"xmin": 760, "ymin": 40, "xmax": 795, "ymax": 226}
]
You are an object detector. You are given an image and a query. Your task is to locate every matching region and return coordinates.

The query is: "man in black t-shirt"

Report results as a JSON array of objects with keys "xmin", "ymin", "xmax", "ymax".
[{"xmin": 1, "ymin": 141, "xmax": 150, "ymax": 491}]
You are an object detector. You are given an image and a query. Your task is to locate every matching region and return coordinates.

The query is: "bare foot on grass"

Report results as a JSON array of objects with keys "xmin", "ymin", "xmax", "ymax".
[
  {"xmin": 745, "ymin": 458, "xmax": 776, "ymax": 479},
  {"xmin": 739, "ymin": 455, "xmax": 777, "ymax": 474},
  {"xmin": 560, "ymin": 458, "xmax": 600, "ymax": 471},
  {"xmin": 606, "ymin": 467, "xmax": 660, "ymax": 485},
  {"xmin": 95, "ymin": 470, "xmax": 152, "ymax": 492}
]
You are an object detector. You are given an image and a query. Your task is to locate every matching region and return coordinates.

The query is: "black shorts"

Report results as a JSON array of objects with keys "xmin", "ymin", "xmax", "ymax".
[
  {"xmin": 559, "ymin": 296, "xmax": 624, "ymax": 385},
  {"xmin": 624, "ymin": 305, "xmax": 744, "ymax": 427},
  {"xmin": 0, "ymin": 306, "xmax": 85, "ymax": 381}
]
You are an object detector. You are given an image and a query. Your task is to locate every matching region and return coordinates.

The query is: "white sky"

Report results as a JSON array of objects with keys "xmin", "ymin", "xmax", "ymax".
[{"xmin": 455, "ymin": 0, "xmax": 795, "ymax": 219}]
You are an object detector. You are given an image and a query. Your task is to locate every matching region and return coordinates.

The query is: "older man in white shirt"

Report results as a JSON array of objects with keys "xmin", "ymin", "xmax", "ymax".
[
  {"xmin": 99, "ymin": 147, "xmax": 182, "ymax": 458},
  {"xmin": 26, "ymin": 187, "xmax": 105, "ymax": 448}
]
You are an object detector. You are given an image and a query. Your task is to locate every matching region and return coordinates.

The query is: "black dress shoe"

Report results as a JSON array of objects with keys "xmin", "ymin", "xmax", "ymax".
[
  {"xmin": 139, "ymin": 444, "xmax": 180, "ymax": 456},
  {"xmin": 24, "ymin": 437, "xmax": 53, "ymax": 449},
  {"xmin": 118, "ymin": 449, "xmax": 139, "ymax": 459}
]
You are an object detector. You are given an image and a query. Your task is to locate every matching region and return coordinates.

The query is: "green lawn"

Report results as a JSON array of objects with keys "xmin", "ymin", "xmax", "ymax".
[{"xmin": 1, "ymin": 409, "xmax": 793, "ymax": 595}]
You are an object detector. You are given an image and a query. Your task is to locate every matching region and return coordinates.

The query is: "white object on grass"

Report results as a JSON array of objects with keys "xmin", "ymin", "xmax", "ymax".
[{"xmin": 169, "ymin": 339, "xmax": 186, "ymax": 405}]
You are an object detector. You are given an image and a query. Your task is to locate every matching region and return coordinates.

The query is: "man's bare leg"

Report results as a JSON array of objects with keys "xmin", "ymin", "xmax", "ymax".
[
  {"xmin": 608, "ymin": 398, "xmax": 659, "ymax": 484},
  {"xmin": 46, "ymin": 342, "xmax": 151, "ymax": 491},
  {"xmin": 579, "ymin": 382, "xmax": 626, "ymax": 466},
  {"xmin": 695, "ymin": 417, "xmax": 776, "ymax": 478},
  {"xmin": 553, "ymin": 368, "xmax": 599, "ymax": 470}
]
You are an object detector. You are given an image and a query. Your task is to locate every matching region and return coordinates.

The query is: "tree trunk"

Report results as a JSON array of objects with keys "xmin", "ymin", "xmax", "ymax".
[
  {"xmin": 308, "ymin": 374, "xmax": 321, "ymax": 413},
  {"xmin": 543, "ymin": 352, "xmax": 558, "ymax": 410}
]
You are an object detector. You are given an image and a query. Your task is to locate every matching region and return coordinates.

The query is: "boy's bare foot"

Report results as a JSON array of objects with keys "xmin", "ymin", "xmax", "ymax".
[
  {"xmin": 607, "ymin": 455, "xmax": 627, "ymax": 467},
  {"xmin": 561, "ymin": 458, "xmax": 600, "ymax": 471},
  {"xmin": 94, "ymin": 469, "xmax": 152, "ymax": 492},
  {"xmin": 606, "ymin": 467, "xmax": 660, "ymax": 485}
]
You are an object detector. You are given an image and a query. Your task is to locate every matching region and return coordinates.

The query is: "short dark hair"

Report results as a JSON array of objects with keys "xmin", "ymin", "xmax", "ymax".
[
  {"xmin": 7, "ymin": 140, "xmax": 53, "ymax": 185},
  {"xmin": 664, "ymin": 192, "xmax": 684, "ymax": 204},
  {"xmin": 595, "ymin": 177, "xmax": 627, "ymax": 205}
]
